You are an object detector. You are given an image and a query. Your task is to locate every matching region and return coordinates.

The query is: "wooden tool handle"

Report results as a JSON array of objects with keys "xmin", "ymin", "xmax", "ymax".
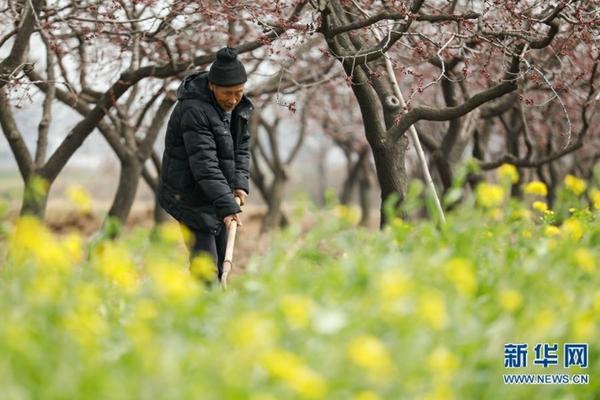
[{"xmin": 221, "ymin": 196, "xmax": 242, "ymax": 289}]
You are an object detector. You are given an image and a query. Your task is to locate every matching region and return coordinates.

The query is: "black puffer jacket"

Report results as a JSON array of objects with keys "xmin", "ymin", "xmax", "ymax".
[{"xmin": 158, "ymin": 71, "xmax": 253, "ymax": 235}]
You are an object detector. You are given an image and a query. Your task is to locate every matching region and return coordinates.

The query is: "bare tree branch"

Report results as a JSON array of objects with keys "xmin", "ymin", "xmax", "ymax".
[
  {"xmin": 326, "ymin": 11, "xmax": 480, "ymax": 37},
  {"xmin": 0, "ymin": 0, "xmax": 43, "ymax": 89},
  {"xmin": 0, "ymin": 87, "xmax": 34, "ymax": 180},
  {"xmin": 320, "ymin": 0, "xmax": 425, "ymax": 67},
  {"xmin": 389, "ymin": 55, "xmax": 520, "ymax": 141},
  {"xmin": 138, "ymin": 90, "xmax": 176, "ymax": 159},
  {"xmin": 35, "ymin": 34, "xmax": 56, "ymax": 167},
  {"xmin": 29, "ymin": 3, "xmax": 307, "ymax": 184}
]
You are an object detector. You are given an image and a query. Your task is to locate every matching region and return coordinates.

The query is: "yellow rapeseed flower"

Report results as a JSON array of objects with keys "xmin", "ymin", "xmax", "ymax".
[
  {"xmin": 354, "ymin": 391, "xmax": 381, "ymax": 400},
  {"xmin": 158, "ymin": 221, "xmax": 188, "ymax": 244},
  {"xmin": 25, "ymin": 175, "xmax": 49, "ymax": 202},
  {"xmin": 573, "ymin": 248, "xmax": 596, "ymax": 272},
  {"xmin": 375, "ymin": 268, "xmax": 413, "ymax": 315},
  {"xmin": 391, "ymin": 217, "xmax": 408, "ymax": 229},
  {"xmin": 422, "ymin": 384, "xmax": 454, "ymax": 400},
  {"xmin": 510, "ymin": 208, "xmax": 532, "ymax": 221},
  {"xmin": 61, "ymin": 232, "xmax": 84, "ymax": 264},
  {"xmin": 7, "ymin": 215, "xmax": 43, "ymax": 260},
  {"xmin": 524, "ymin": 181, "xmax": 548, "ymax": 196},
  {"xmin": 377, "ymin": 269, "xmax": 413, "ymax": 302},
  {"xmin": 390, "ymin": 217, "xmax": 411, "ymax": 242},
  {"xmin": 476, "ymin": 183, "xmax": 505, "ymax": 208},
  {"xmin": 558, "ymin": 291, "xmax": 575, "ymax": 309},
  {"xmin": 229, "ymin": 312, "xmax": 278, "ymax": 350},
  {"xmin": 443, "ymin": 258, "xmax": 477, "ymax": 297},
  {"xmin": 148, "ymin": 261, "xmax": 198, "ymax": 302},
  {"xmin": 347, "ymin": 335, "xmax": 393, "ymax": 377},
  {"xmin": 426, "ymin": 347, "xmax": 459, "ymax": 381},
  {"xmin": 133, "ymin": 299, "xmax": 159, "ymax": 321},
  {"xmin": 261, "ymin": 349, "xmax": 327, "ymax": 399},
  {"xmin": 544, "ymin": 225, "xmax": 560, "ymax": 237},
  {"xmin": 532, "ymin": 201, "xmax": 548, "ymax": 213},
  {"xmin": 94, "ymin": 242, "xmax": 139, "ymax": 293},
  {"xmin": 7, "ymin": 216, "xmax": 71, "ymax": 272},
  {"xmin": 498, "ymin": 163, "xmax": 519, "ymax": 184},
  {"xmin": 593, "ymin": 291, "xmax": 600, "ymax": 314},
  {"xmin": 190, "ymin": 253, "xmax": 216, "ymax": 281},
  {"xmin": 564, "ymin": 174, "xmax": 587, "ymax": 196},
  {"xmin": 280, "ymin": 294, "xmax": 313, "ymax": 329},
  {"xmin": 498, "ymin": 289, "xmax": 523, "ymax": 312},
  {"xmin": 66, "ymin": 184, "xmax": 93, "ymax": 214},
  {"xmin": 532, "ymin": 308, "xmax": 555, "ymax": 335},
  {"xmin": 74, "ymin": 283, "xmax": 102, "ymax": 311},
  {"xmin": 3, "ymin": 320, "xmax": 30, "ymax": 353},
  {"xmin": 26, "ymin": 273, "xmax": 62, "ymax": 304},
  {"xmin": 63, "ymin": 310, "xmax": 108, "ymax": 350},
  {"xmin": 418, "ymin": 291, "xmax": 448, "ymax": 330},
  {"xmin": 334, "ymin": 204, "xmax": 361, "ymax": 225},
  {"xmin": 572, "ymin": 311, "xmax": 595, "ymax": 341},
  {"xmin": 488, "ymin": 208, "xmax": 504, "ymax": 221},
  {"xmin": 562, "ymin": 218, "xmax": 583, "ymax": 241},
  {"xmin": 591, "ymin": 188, "xmax": 600, "ymax": 210},
  {"xmin": 126, "ymin": 300, "xmax": 159, "ymax": 349}
]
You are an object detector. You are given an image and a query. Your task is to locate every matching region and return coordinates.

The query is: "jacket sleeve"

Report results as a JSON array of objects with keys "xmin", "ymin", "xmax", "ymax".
[
  {"xmin": 181, "ymin": 107, "xmax": 240, "ymax": 218},
  {"xmin": 234, "ymin": 118, "xmax": 251, "ymax": 194}
]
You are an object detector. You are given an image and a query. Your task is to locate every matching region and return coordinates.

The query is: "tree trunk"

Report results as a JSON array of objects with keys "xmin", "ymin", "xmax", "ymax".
[
  {"xmin": 358, "ymin": 162, "xmax": 372, "ymax": 227},
  {"xmin": 20, "ymin": 175, "xmax": 50, "ymax": 219},
  {"xmin": 317, "ymin": 146, "xmax": 328, "ymax": 207},
  {"xmin": 250, "ymin": 159, "xmax": 290, "ymax": 233},
  {"xmin": 505, "ymin": 110, "xmax": 522, "ymax": 198},
  {"xmin": 371, "ymin": 136, "xmax": 409, "ymax": 227},
  {"xmin": 339, "ymin": 153, "xmax": 355, "ymax": 205},
  {"xmin": 107, "ymin": 159, "xmax": 143, "ymax": 224},
  {"xmin": 141, "ymin": 165, "xmax": 169, "ymax": 226},
  {"xmin": 261, "ymin": 173, "xmax": 286, "ymax": 234}
]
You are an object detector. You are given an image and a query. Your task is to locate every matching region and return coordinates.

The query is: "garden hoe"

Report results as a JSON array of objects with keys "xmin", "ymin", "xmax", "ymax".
[{"xmin": 221, "ymin": 196, "xmax": 242, "ymax": 289}]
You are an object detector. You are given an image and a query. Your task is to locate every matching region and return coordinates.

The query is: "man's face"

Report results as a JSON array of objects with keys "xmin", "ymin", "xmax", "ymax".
[{"xmin": 209, "ymin": 82, "xmax": 245, "ymax": 112}]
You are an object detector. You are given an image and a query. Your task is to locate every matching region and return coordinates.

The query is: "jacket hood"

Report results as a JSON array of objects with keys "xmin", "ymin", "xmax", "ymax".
[
  {"xmin": 177, "ymin": 71, "xmax": 211, "ymax": 101},
  {"xmin": 176, "ymin": 71, "xmax": 253, "ymax": 117}
]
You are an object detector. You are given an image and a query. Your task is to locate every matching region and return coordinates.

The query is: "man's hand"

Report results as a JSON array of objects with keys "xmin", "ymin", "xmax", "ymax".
[
  {"xmin": 224, "ymin": 213, "xmax": 242, "ymax": 227},
  {"xmin": 234, "ymin": 189, "xmax": 247, "ymax": 206}
]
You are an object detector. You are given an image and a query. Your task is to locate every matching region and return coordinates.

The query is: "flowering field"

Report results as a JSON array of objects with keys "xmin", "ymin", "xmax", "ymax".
[{"xmin": 1, "ymin": 169, "xmax": 599, "ymax": 399}]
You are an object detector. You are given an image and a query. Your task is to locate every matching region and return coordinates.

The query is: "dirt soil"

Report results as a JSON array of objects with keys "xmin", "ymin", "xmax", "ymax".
[{"xmin": 35, "ymin": 204, "xmax": 273, "ymax": 278}]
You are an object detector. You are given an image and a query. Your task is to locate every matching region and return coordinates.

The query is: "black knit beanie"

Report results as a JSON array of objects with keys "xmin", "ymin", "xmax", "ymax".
[{"xmin": 208, "ymin": 47, "xmax": 247, "ymax": 86}]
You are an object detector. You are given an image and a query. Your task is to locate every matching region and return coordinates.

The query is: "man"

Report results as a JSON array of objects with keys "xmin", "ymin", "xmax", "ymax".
[{"xmin": 158, "ymin": 47, "xmax": 252, "ymax": 282}]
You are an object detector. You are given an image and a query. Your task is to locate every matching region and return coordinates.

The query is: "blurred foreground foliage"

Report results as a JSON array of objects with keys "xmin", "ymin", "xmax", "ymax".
[{"xmin": 1, "ymin": 171, "xmax": 599, "ymax": 399}]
